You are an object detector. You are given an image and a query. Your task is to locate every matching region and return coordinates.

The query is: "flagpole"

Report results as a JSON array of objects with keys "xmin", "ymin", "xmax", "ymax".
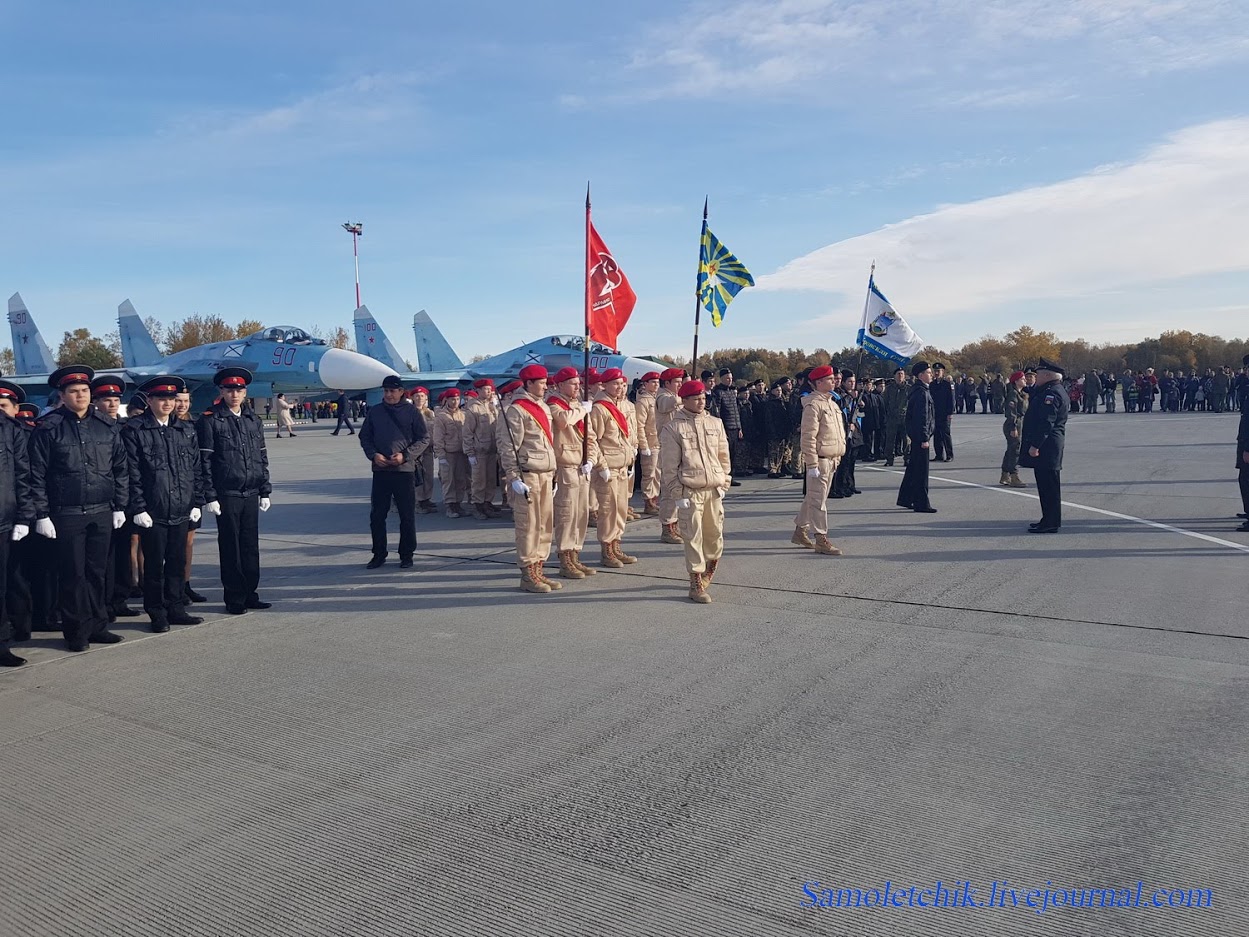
[
  {"xmin": 856, "ymin": 260, "xmax": 875, "ymax": 377},
  {"xmin": 691, "ymin": 196, "xmax": 708, "ymax": 376},
  {"xmin": 582, "ymin": 183, "xmax": 592, "ymax": 465}
]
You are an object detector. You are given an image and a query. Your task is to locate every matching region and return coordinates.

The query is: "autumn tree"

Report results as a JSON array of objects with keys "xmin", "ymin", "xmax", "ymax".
[
  {"xmin": 329, "ymin": 326, "xmax": 351, "ymax": 350},
  {"xmin": 164, "ymin": 315, "xmax": 238, "ymax": 354},
  {"xmin": 236, "ymin": 319, "xmax": 264, "ymax": 339},
  {"xmin": 0, "ymin": 347, "xmax": 14, "ymax": 375},
  {"xmin": 56, "ymin": 329, "xmax": 121, "ymax": 369}
]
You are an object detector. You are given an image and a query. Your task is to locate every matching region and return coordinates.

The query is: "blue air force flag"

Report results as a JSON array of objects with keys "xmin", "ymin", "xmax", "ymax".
[{"xmin": 856, "ymin": 276, "xmax": 923, "ymax": 365}]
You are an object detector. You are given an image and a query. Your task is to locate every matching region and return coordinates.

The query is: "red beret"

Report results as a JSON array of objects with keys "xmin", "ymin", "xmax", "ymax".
[
  {"xmin": 585, "ymin": 368, "xmax": 602, "ymax": 385},
  {"xmin": 641, "ymin": 371, "xmax": 660, "ymax": 381},
  {"xmin": 409, "ymin": 386, "xmax": 429, "ymax": 396},
  {"xmin": 466, "ymin": 390, "xmax": 478, "ymax": 398},
  {"xmin": 518, "ymin": 364, "xmax": 548, "ymax": 381},
  {"xmin": 809, "ymin": 365, "xmax": 834, "ymax": 381},
  {"xmin": 551, "ymin": 366, "xmax": 579, "ymax": 384},
  {"xmin": 599, "ymin": 368, "xmax": 624, "ymax": 383},
  {"xmin": 678, "ymin": 380, "xmax": 706, "ymax": 398},
  {"xmin": 659, "ymin": 368, "xmax": 685, "ymax": 382},
  {"xmin": 473, "ymin": 378, "xmax": 494, "ymax": 389},
  {"xmin": 1009, "ymin": 371, "xmax": 1025, "ymax": 383},
  {"xmin": 498, "ymin": 380, "xmax": 522, "ymax": 394},
  {"xmin": 439, "ymin": 388, "xmax": 460, "ymax": 401}
]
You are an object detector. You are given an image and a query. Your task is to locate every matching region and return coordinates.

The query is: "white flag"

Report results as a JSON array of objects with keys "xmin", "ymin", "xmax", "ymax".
[{"xmin": 856, "ymin": 276, "xmax": 923, "ymax": 364}]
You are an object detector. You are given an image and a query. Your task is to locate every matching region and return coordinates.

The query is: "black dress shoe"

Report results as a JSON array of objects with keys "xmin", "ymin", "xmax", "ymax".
[
  {"xmin": 1238, "ymin": 513, "xmax": 1248, "ymax": 519},
  {"xmin": 168, "ymin": 614, "xmax": 203, "ymax": 626},
  {"xmin": 1236, "ymin": 522, "xmax": 1249, "ymax": 532},
  {"xmin": 932, "ymin": 457, "xmax": 945, "ymax": 462},
  {"xmin": 150, "ymin": 622, "xmax": 170, "ymax": 633},
  {"xmin": 897, "ymin": 501, "xmax": 913, "ymax": 510},
  {"xmin": 113, "ymin": 606, "xmax": 141, "ymax": 617},
  {"xmin": 66, "ymin": 639, "xmax": 89, "ymax": 652},
  {"xmin": 129, "ymin": 586, "xmax": 144, "ymax": 598},
  {"xmin": 914, "ymin": 506, "xmax": 938, "ymax": 513},
  {"xmin": 243, "ymin": 598, "xmax": 271, "ymax": 609},
  {"xmin": 1029, "ymin": 521, "xmax": 1045, "ymax": 529},
  {"xmin": 767, "ymin": 472, "xmax": 781, "ymax": 479},
  {"xmin": 226, "ymin": 605, "xmax": 247, "ymax": 615},
  {"xmin": 366, "ymin": 556, "xmax": 385, "ymax": 569},
  {"xmin": 729, "ymin": 480, "xmax": 741, "ymax": 487},
  {"xmin": 1, "ymin": 649, "xmax": 27, "ymax": 667},
  {"xmin": 884, "ymin": 460, "xmax": 894, "ymax": 466},
  {"xmin": 90, "ymin": 630, "xmax": 125, "ymax": 644},
  {"xmin": 399, "ymin": 557, "xmax": 414, "ymax": 569},
  {"xmin": 852, "ymin": 488, "xmax": 862, "ymax": 494},
  {"xmin": 1028, "ymin": 526, "xmax": 1059, "ymax": 534},
  {"xmin": 184, "ymin": 584, "xmax": 208, "ymax": 604}
]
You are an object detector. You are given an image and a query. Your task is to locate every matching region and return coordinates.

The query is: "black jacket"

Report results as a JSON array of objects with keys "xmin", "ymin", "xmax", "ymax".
[
  {"xmin": 708, "ymin": 384, "xmax": 741, "ymax": 431},
  {"xmin": 360, "ymin": 402, "xmax": 428, "ymax": 474},
  {"xmin": 1018, "ymin": 379, "xmax": 1069, "ymax": 471},
  {"xmin": 931, "ymin": 377, "xmax": 956, "ymax": 416},
  {"xmin": 0, "ymin": 416, "xmax": 34, "ymax": 533},
  {"xmin": 123, "ymin": 412, "xmax": 205, "ymax": 524},
  {"xmin": 30, "ymin": 408, "xmax": 128, "ymax": 519},
  {"xmin": 197, "ymin": 403, "xmax": 272, "ymax": 499},
  {"xmin": 1237, "ymin": 405, "xmax": 1249, "ymax": 470},
  {"xmin": 761, "ymin": 396, "xmax": 792, "ymax": 442},
  {"xmin": 906, "ymin": 383, "xmax": 935, "ymax": 443}
]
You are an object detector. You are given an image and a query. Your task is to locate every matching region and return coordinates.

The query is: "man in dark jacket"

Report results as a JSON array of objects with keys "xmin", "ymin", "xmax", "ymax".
[
  {"xmin": 0, "ymin": 380, "xmax": 34, "ymax": 667},
  {"xmin": 761, "ymin": 381, "xmax": 792, "ymax": 477},
  {"xmin": 29, "ymin": 366, "xmax": 129, "ymax": 651},
  {"xmin": 1018, "ymin": 359, "xmax": 1070, "ymax": 533},
  {"xmin": 360, "ymin": 374, "xmax": 429, "ymax": 569},
  {"xmin": 331, "ymin": 390, "xmax": 356, "ymax": 436},
  {"xmin": 930, "ymin": 363, "xmax": 956, "ymax": 461},
  {"xmin": 882, "ymin": 368, "xmax": 909, "ymax": 466},
  {"xmin": 198, "ymin": 368, "xmax": 273, "ymax": 614},
  {"xmin": 897, "ymin": 362, "xmax": 936, "ymax": 513},
  {"xmin": 707, "ymin": 368, "xmax": 743, "ymax": 481},
  {"xmin": 999, "ymin": 371, "xmax": 1028, "ymax": 488},
  {"xmin": 124, "ymin": 376, "xmax": 206, "ymax": 631},
  {"xmin": 1237, "ymin": 355, "xmax": 1249, "ymax": 532}
]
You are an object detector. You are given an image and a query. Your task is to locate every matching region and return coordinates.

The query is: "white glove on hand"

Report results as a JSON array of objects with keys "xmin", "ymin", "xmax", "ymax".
[
  {"xmin": 640, "ymin": 449, "xmax": 652, "ymax": 457},
  {"xmin": 35, "ymin": 518, "xmax": 55, "ymax": 539},
  {"xmin": 259, "ymin": 497, "xmax": 271, "ymax": 512},
  {"xmin": 133, "ymin": 512, "xmax": 154, "ymax": 529},
  {"xmin": 11, "ymin": 524, "xmax": 29, "ymax": 542},
  {"xmin": 581, "ymin": 400, "xmax": 593, "ymax": 413},
  {"xmin": 627, "ymin": 467, "xmax": 635, "ymax": 478},
  {"xmin": 807, "ymin": 466, "xmax": 821, "ymax": 479},
  {"xmin": 597, "ymin": 468, "xmax": 612, "ymax": 481},
  {"xmin": 190, "ymin": 508, "xmax": 201, "ymax": 522},
  {"xmin": 580, "ymin": 461, "xmax": 594, "ymax": 476},
  {"xmin": 676, "ymin": 498, "xmax": 691, "ymax": 509},
  {"xmin": 468, "ymin": 456, "xmax": 478, "ymax": 467},
  {"xmin": 510, "ymin": 479, "xmax": 530, "ymax": 496},
  {"xmin": 205, "ymin": 500, "xmax": 222, "ymax": 516},
  {"xmin": 112, "ymin": 511, "xmax": 126, "ymax": 530}
]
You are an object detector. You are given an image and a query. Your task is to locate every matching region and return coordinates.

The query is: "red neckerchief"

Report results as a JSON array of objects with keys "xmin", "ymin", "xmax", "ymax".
[
  {"xmin": 595, "ymin": 398, "xmax": 629, "ymax": 438},
  {"xmin": 513, "ymin": 397, "xmax": 553, "ymax": 445},
  {"xmin": 547, "ymin": 395, "xmax": 584, "ymax": 436}
]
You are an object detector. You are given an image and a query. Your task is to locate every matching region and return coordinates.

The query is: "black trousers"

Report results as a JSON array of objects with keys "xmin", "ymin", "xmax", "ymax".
[
  {"xmin": 832, "ymin": 446, "xmax": 857, "ymax": 496},
  {"xmin": 103, "ymin": 525, "xmax": 132, "ymax": 613},
  {"xmin": 140, "ymin": 521, "xmax": 189, "ymax": 622},
  {"xmin": 1033, "ymin": 468, "xmax": 1062, "ymax": 528},
  {"xmin": 217, "ymin": 494, "xmax": 261, "ymax": 608},
  {"xmin": 334, "ymin": 413, "xmax": 355, "ymax": 433},
  {"xmin": 1239, "ymin": 469, "xmax": 1249, "ymax": 513},
  {"xmin": 370, "ymin": 472, "xmax": 417, "ymax": 559},
  {"xmin": 54, "ymin": 511, "xmax": 111, "ymax": 643},
  {"xmin": 897, "ymin": 441, "xmax": 932, "ymax": 510},
  {"xmin": 0, "ymin": 538, "xmax": 10, "ymax": 646},
  {"xmin": 4, "ymin": 535, "xmax": 30, "ymax": 640},
  {"xmin": 932, "ymin": 415, "xmax": 954, "ymax": 459},
  {"xmin": 28, "ymin": 533, "xmax": 58, "ymax": 629}
]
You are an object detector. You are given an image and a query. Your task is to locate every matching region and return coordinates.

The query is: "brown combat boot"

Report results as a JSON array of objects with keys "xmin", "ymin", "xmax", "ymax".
[
  {"xmin": 660, "ymin": 522, "xmax": 682, "ymax": 544},
  {"xmin": 446, "ymin": 502, "xmax": 463, "ymax": 518},
  {"xmin": 534, "ymin": 563, "xmax": 563, "ymax": 590},
  {"xmin": 704, "ymin": 558, "xmax": 719, "ymax": 584},
  {"xmin": 520, "ymin": 564, "xmax": 551, "ymax": 593},
  {"xmin": 1007, "ymin": 472, "xmax": 1028, "ymax": 488},
  {"xmin": 588, "ymin": 510, "xmax": 598, "ymax": 529},
  {"xmin": 558, "ymin": 550, "xmax": 585, "ymax": 579},
  {"xmin": 999, "ymin": 472, "xmax": 1011, "ymax": 486},
  {"xmin": 419, "ymin": 499, "xmax": 436, "ymax": 514},
  {"xmin": 572, "ymin": 551, "xmax": 597, "ymax": 575},
  {"xmin": 482, "ymin": 502, "xmax": 502, "ymax": 517},
  {"xmin": 600, "ymin": 544, "xmax": 624, "ymax": 568},
  {"xmin": 642, "ymin": 498, "xmax": 659, "ymax": 516},
  {"xmin": 471, "ymin": 503, "xmax": 489, "ymax": 520},
  {"xmin": 813, "ymin": 534, "xmax": 843, "ymax": 556},
  {"xmin": 688, "ymin": 572, "xmax": 711, "ymax": 604},
  {"xmin": 791, "ymin": 526, "xmax": 815, "ymax": 548},
  {"xmin": 612, "ymin": 541, "xmax": 638, "ymax": 564},
  {"xmin": 626, "ymin": 506, "xmax": 640, "ymax": 521}
]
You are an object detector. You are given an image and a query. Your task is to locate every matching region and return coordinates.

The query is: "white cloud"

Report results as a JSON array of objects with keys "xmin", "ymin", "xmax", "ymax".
[{"xmin": 757, "ymin": 118, "xmax": 1249, "ymax": 327}]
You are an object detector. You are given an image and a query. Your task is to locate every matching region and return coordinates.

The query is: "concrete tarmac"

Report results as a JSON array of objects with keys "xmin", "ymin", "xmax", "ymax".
[{"xmin": 2, "ymin": 409, "xmax": 1246, "ymax": 936}]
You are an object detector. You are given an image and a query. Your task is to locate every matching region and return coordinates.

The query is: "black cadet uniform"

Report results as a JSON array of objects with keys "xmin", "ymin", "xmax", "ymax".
[
  {"xmin": 91, "ymin": 375, "xmax": 140, "ymax": 621},
  {"xmin": 1018, "ymin": 359, "xmax": 1070, "ymax": 533},
  {"xmin": 360, "ymin": 375, "xmax": 428, "ymax": 566},
  {"xmin": 3, "ymin": 403, "xmax": 41, "ymax": 656},
  {"xmin": 123, "ymin": 376, "xmax": 206, "ymax": 631},
  {"xmin": 197, "ymin": 367, "xmax": 273, "ymax": 613},
  {"xmin": 930, "ymin": 365, "xmax": 956, "ymax": 461},
  {"xmin": 0, "ymin": 381, "xmax": 35, "ymax": 667},
  {"xmin": 29, "ymin": 366, "xmax": 129, "ymax": 651},
  {"xmin": 897, "ymin": 363, "xmax": 936, "ymax": 513}
]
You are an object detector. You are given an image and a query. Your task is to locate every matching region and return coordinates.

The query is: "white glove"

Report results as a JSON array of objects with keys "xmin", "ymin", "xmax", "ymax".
[
  {"xmin": 510, "ymin": 479, "xmax": 530, "ymax": 496},
  {"xmin": 205, "ymin": 500, "xmax": 222, "ymax": 516},
  {"xmin": 676, "ymin": 498, "xmax": 691, "ymax": 509},
  {"xmin": 468, "ymin": 456, "xmax": 478, "ymax": 467},
  {"xmin": 35, "ymin": 518, "xmax": 55, "ymax": 539},
  {"xmin": 807, "ymin": 466, "xmax": 821, "ymax": 479},
  {"xmin": 133, "ymin": 512, "xmax": 153, "ymax": 528},
  {"xmin": 580, "ymin": 461, "xmax": 594, "ymax": 476},
  {"xmin": 627, "ymin": 466, "xmax": 635, "ymax": 478},
  {"xmin": 581, "ymin": 401, "xmax": 593, "ymax": 413},
  {"xmin": 717, "ymin": 487, "xmax": 728, "ymax": 498},
  {"xmin": 569, "ymin": 406, "xmax": 588, "ymax": 424},
  {"xmin": 259, "ymin": 497, "xmax": 271, "ymax": 512},
  {"xmin": 11, "ymin": 524, "xmax": 28, "ymax": 542},
  {"xmin": 190, "ymin": 507, "xmax": 202, "ymax": 522},
  {"xmin": 112, "ymin": 511, "xmax": 126, "ymax": 530},
  {"xmin": 597, "ymin": 468, "xmax": 612, "ymax": 481},
  {"xmin": 640, "ymin": 449, "xmax": 652, "ymax": 457}
]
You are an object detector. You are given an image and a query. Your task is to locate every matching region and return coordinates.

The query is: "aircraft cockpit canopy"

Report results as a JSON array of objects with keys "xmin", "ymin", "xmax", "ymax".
[
  {"xmin": 249, "ymin": 326, "xmax": 326, "ymax": 346},
  {"xmin": 548, "ymin": 335, "xmax": 620, "ymax": 355}
]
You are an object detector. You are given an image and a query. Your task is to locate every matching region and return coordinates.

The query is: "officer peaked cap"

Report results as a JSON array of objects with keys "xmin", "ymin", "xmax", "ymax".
[{"xmin": 49, "ymin": 365, "xmax": 95, "ymax": 389}]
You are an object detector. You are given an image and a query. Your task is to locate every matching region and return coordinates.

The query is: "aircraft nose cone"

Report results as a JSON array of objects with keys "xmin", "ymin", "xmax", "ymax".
[{"xmin": 319, "ymin": 347, "xmax": 398, "ymax": 389}]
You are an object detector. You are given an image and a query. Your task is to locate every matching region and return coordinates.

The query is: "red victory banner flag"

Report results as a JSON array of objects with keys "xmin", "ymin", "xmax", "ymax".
[{"xmin": 586, "ymin": 220, "xmax": 636, "ymax": 350}]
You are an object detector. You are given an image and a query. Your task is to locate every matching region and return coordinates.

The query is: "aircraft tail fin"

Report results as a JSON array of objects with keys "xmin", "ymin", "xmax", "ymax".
[
  {"xmin": 352, "ymin": 305, "xmax": 408, "ymax": 372},
  {"xmin": 413, "ymin": 309, "xmax": 463, "ymax": 372},
  {"xmin": 117, "ymin": 299, "xmax": 163, "ymax": 367},
  {"xmin": 7, "ymin": 293, "xmax": 58, "ymax": 375}
]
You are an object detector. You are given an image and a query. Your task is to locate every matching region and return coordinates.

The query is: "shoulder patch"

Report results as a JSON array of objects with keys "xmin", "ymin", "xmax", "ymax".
[{"xmin": 1044, "ymin": 395, "xmax": 1055, "ymax": 404}]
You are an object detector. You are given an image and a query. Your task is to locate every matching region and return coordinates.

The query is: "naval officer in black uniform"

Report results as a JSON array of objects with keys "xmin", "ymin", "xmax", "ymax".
[
  {"xmin": 897, "ymin": 361, "xmax": 938, "ymax": 513},
  {"xmin": 91, "ymin": 375, "xmax": 141, "ymax": 622},
  {"xmin": 1018, "ymin": 358, "xmax": 1070, "ymax": 533},
  {"xmin": 197, "ymin": 367, "xmax": 273, "ymax": 614},
  {"xmin": 0, "ymin": 380, "xmax": 34, "ymax": 667}
]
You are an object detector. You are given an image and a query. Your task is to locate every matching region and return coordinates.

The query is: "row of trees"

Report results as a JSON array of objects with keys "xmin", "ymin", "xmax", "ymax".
[{"xmin": 667, "ymin": 327, "xmax": 1249, "ymax": 383}]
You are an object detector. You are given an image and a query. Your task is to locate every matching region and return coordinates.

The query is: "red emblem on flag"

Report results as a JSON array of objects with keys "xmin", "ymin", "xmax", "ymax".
[{"xmin": 587, "ymin": 222, "xmax": 636, "ymax": 350}]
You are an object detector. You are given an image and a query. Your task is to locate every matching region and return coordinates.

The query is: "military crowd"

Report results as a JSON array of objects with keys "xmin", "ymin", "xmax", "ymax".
[{"xmin": 0, "ymin": 365, "xmax": 272, "ymax": 668}]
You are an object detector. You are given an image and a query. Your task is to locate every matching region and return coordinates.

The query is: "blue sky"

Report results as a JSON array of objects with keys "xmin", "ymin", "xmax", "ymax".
[{"xmin": 4, "ymin": 0, "xmax": 1249, "ymax": 366}]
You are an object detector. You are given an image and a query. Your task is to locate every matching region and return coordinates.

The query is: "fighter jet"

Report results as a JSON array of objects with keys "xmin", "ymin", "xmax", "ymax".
[
  {"xmin": 6, "ymin": 293, "xmax": 398, "ymax": 407},
  {"xmin": 352, "ymin": 305, "xmax": 670, "ymax": 390}
]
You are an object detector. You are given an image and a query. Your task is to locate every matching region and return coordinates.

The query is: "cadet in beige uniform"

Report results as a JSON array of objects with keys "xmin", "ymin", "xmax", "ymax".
[
  {"xmin": 635, "ymin": 372, "xmax": 661, "ymax": 516},
  {"xmin": 589, "ymin": 367, "xmax": 638, "ymax": 567},
  {"xmin": 659, "ymin": 380, "xmax": 732, "ymax": 604},
  {"xmin": 584, "ymin": 369, "xmax": 603, "ymax": 528},
  {"xmin": 792, "ymin": 365, "xmax": 847, "ymax": 556},
  {"xmin": 498, "ymin": 365, "xmax": 560, "ymax": 594},
  {"xmin": 462, "ymin": 378, "xmax": 501, "ymax": 519},
  {"xmin": 546, "ymin": 366, "xmax": 598, "ymax": 579},
  {"xmin": 654, "ymin": 367, "xmax": 685, "ymax": 543},
  {"xmin": 432, "ymin": 389, "xmax": 470, "ymax": 518},
  {"xmin": 406, "ymin": 386, "xmax": 437, "ymax": 513}
]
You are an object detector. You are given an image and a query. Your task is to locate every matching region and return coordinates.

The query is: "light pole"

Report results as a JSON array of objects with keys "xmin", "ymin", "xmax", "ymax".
[{"xmin": 342, "ymin": 222, "xmax": 363, "ymax": 308}]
